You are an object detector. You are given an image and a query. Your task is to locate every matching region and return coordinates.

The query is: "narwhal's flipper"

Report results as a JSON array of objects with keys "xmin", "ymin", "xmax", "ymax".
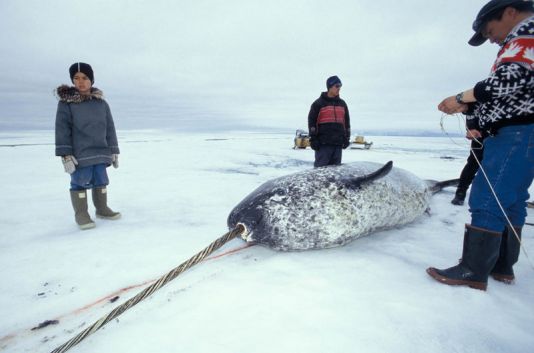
[{"xmin": 426, "ymin": 179, "xmax": 460, "ymax": 194}]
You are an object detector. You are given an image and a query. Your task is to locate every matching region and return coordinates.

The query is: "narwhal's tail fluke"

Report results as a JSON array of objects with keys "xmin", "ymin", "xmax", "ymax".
[{"xmin": 427, "ymin": 179, "xmax": 460, "ymax": 194}]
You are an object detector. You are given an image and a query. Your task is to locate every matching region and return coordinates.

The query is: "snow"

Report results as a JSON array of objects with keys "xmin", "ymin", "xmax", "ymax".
[{"xmin": 0, "ymin": 130, "xmax": 533, "ymax": 353}]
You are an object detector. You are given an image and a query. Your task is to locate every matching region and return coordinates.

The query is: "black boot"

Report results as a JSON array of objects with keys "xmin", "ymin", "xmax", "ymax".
[
  {"xmin": 426, "ymin": 224, "xmax": 501, "ymax": 291},
  {"xmin": 490, "ymin": 225, "xmax": 521, "ymax": 284},
  {"xmin": 451, "ymin": 189, "xmax": 466, "ymax": 206}
]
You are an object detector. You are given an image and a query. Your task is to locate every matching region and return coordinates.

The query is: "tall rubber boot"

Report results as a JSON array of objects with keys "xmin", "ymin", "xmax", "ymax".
[
  {"xmin": 92, "ymin": 187, "xmax": 121, "ymax": 220},
  {"xmin": 491, "ymin": 225, "xmax": 522, "ymax": 284},
  {"xmin": 426, "ymin": 224, "xmax": 501, "ymax": 291},
  {"xmin": 451, "ymin": 188, "xmax": 467, "ymax": 206},
  {"xmin": 70, "ymin": 190, "xmax": 96, "ymax": 230}
]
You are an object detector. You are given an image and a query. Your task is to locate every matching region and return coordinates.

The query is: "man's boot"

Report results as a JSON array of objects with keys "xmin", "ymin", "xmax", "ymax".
[
  {"xmin": 426, "ymin": 224, "xmax": 501, "ymax": 291},
  {"xmin": 490, "ymin": 225, "xmax": 522, "ymax": 284},
  {"xmin": 92, "ymin": 187, "xmax": 121, "ymax": 220},
  {"xmin": 451, "ymin": 189, "xmax": 467, "ymax": 206},
  {"xmin": 70, "ymin": 190, "xmax": 96, "ymax": 230}
]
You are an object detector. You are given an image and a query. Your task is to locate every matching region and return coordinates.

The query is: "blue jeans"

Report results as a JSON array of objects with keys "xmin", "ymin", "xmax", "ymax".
[
  {"xmin": 70, "ymin": 164, "xmax": 109, "ymax": 191},
  {"xmin": 469, "ymin": 124, "xmax": 534, "ymax": 232}
]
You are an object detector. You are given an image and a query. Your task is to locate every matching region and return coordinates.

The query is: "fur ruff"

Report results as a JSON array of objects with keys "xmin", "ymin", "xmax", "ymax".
[{"xmin": 55, "ymin": 85, "xmax": 104, "ymax": 103}]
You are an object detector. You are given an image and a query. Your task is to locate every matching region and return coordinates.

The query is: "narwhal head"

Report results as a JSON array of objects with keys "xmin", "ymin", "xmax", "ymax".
[{"xmin": 227, "ymin": 179, "xmax": 288, "ymax": 243}]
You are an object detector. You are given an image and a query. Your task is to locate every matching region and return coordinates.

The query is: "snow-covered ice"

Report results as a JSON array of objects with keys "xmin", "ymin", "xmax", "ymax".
[{"xmin": 0, "ymin": 130, "xmax": 533, "ymax": 353}]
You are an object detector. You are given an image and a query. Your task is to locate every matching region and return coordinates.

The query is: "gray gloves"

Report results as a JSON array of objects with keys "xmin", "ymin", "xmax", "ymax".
[
  {"xmin": 61, "ymin": 155, "xmax": 78, "ymax": 174},
  {"xmin": 62, "ymin": 154, "xmax": 119, "ymax": 173},
  {"xmin": 112, "ymin": 154, "xmax": 119, "ymax": 168}
]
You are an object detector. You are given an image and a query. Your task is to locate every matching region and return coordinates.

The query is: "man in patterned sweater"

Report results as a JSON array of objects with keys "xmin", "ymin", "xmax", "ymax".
[{"xmin": 427, "ymin": 0, "xmax": 534, "ymax": 290}]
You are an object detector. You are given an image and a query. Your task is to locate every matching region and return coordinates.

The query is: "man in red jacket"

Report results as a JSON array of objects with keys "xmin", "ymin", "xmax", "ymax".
[{"xmin": 308, "ymin": 76, "xmax": 351, "ymax": 168}]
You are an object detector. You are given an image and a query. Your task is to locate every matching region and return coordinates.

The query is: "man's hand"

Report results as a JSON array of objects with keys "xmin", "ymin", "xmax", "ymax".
[
  {"xmin": 466, "ymin": 129, "xmax": 482, "ymax": 140},
  {"xmin": 438, "ymin": 96, "xmax": 468, "ymax": 114},
  {"xmin": 61, "ymin": 155, "xmax": 78, "ymax": 174}
]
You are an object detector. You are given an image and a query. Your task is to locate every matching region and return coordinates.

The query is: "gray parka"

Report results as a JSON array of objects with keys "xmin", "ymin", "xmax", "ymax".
[{"xmin": 55, "ymin": 85, "xmax": 120, "ymax": 168}]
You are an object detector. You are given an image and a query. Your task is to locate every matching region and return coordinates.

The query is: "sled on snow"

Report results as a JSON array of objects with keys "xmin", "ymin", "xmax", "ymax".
[
  {"xmin": 293, "ymin": 129, "xmax": 311, "ymax": 149},
  {"xmin": 350, "ymin": 135, "xmax": 373, "ymax": 150}
]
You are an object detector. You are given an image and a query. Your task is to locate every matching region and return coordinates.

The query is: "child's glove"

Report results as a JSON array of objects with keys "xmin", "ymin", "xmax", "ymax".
[
  {"xmin": 62, "ymin": 155, "xmax": 78, "ymax": 174},
  {"xmin": 112, "ymin": 154, "xmax": 119, "ymax": 169}
]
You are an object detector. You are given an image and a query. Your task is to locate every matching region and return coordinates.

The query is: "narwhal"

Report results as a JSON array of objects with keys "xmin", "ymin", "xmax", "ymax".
[
  {"xmin": 228, "ymin": 161, "xmax": 458, "ymax": 251},
  {"xmin": 48, "ymin": 161, "xmax": 458, "ymax": 352}
]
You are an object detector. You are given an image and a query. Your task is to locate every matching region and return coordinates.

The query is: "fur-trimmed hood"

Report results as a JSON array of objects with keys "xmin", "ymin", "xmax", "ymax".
[{"xmin": 55, "ymin": 85, "xmax": 104, "ymax": 103}]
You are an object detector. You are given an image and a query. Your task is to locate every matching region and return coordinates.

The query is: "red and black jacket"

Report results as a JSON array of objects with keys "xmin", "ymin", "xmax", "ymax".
[{"xmin": 308, "ymin": 92, "xmax": 351, "ymax": 146}]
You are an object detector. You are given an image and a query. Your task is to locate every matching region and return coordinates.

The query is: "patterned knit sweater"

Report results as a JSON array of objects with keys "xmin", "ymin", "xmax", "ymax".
[{"xmin": 467, "ymin": 15, "xmax": 534, "ymax": 133}]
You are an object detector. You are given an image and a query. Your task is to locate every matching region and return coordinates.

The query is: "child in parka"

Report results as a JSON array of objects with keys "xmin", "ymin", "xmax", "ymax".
[{"xmin": 55, "ymin": 62, "xmax": 121, "ymax": 229}]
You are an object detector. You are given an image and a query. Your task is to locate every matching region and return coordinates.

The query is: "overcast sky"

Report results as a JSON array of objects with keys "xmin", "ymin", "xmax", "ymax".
[{"xmin": 0, "ymin": 0, "xmax": 498, "ymax": 133}]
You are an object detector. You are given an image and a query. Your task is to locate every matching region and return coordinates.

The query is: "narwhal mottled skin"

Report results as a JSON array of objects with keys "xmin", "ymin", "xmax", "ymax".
[{"xmin": 227, "ymin": 161, "xmax": 457, "ymax": 251}]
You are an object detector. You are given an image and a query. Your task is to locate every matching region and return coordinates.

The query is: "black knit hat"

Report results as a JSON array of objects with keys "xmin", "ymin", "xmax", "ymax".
[
  {"xmin": 326, "ymin": 75, "xmax": 342, "ymax": 89},
  {"xmin": 468, "ymin": 0, "xmax": 533, "ymax": 46},
  {"xmin": 69, "ymin": 62, "xmax": 94, "ymax": 84}
]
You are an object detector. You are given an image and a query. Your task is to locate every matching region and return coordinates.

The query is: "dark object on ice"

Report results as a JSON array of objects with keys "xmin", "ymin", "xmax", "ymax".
[
  {"xmin": 31, "ymin": 320, "xmax": 59, "ymax": 331},
  {"xmin": 109, "ymin": 296, "xmax": 119, "ymax": 303},
  {"xmin": 426, "ymin": 224, "xmax": 502, "ymax": 291},
  {"xmin": 227, "ymin": 161, "xmax": 458, "ymax": 251},
  {"xmin": 527, "ymin": 201, "xmax": 534, "ymax": 208}
]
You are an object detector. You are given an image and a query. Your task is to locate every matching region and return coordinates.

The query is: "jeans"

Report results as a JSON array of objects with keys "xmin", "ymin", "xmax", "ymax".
[
  {"xmin": 469, "ymin": 124, "xmax": 534, "ymax": 232},
  {"xmin": 70, "ymin": 163, "xmax": 109, "ymax": 191},
  {"xmin": 314, "ymin": 145, "xmax": 342, "ymax": 168}
]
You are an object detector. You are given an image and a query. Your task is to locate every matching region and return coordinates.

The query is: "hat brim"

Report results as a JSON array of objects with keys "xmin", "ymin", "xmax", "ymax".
[{"xmin": 468, "ymin": 31, "xmax": 487, "ymax": 46}]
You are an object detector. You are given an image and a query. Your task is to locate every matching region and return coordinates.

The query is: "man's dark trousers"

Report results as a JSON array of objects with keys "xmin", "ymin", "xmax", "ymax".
[
  {"xmin": 314, "ymin": 145, "xmax": 342, "ymax": 168},
  {"xmin": 458, "ymin": 138, "xmax": 485, "ymax": 192}
]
